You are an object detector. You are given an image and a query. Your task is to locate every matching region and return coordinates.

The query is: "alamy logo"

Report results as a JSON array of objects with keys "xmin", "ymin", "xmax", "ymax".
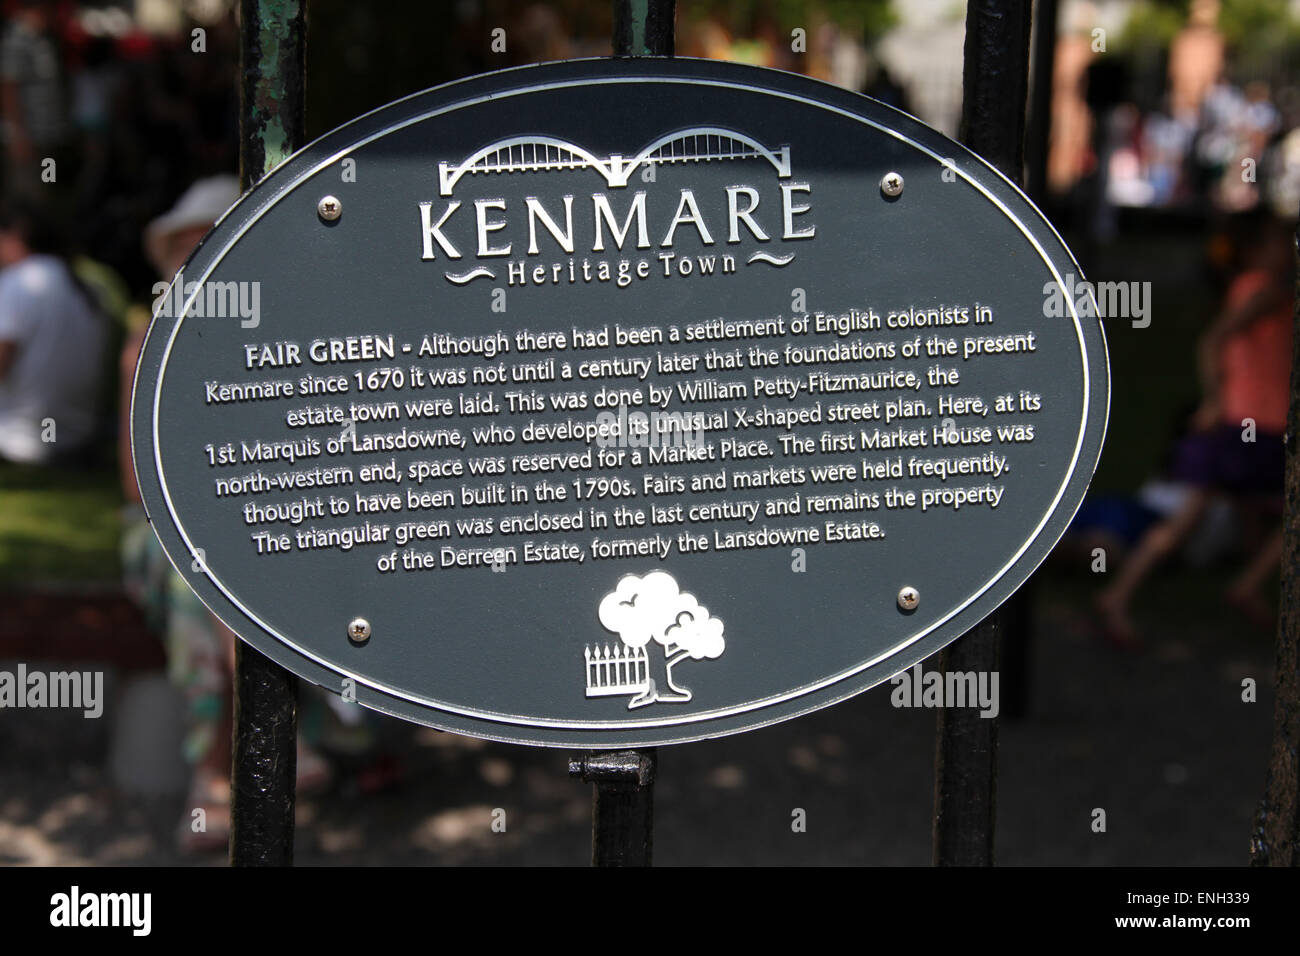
[
  {"xmin": 151, "ymin": 268, "xmax": 261, "ymax": 328},
  {"xmin": 50, "ymin": 886, "xmax": 151, "ymax": 936},
  {"xmin": 0, "ymin": 664, "xmax": 103, "ymax": 718},
  {"xmin": 1043, "ymin": 272, "xmax": 1151, "ymax": 328},
  {"xmin": 587, "ymin": 570, "xmax": 725, "ymax": 709},
  {"xmin": 890, "ymin": 663, "xmax": 999, "ymax": 718}
]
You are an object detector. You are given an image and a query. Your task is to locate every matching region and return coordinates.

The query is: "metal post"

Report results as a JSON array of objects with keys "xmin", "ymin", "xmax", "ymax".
[
  {"xmin": 612, "ymin": 0, "xmax": 675, "ymax": 57},
  {"xmin": 570, "ymin": 750, "xmax": 657, "ymax": 866},
  {"xmin": 999, "ymin": 578, "xmax": 1033, "ymax": 720},
  {"xmin": 565, "ymin": 0, "xmax": 676, "ymax": 868},
  {"xmin": 932, "ymin": 0, "xmax": 1032, "ymax": 867},
  {"xmin": 1024, "ymin": 0, "xmax": 1059, "ymax": 205},
  {"xmin": 1013, "ymin": 3, "xmax": 1056, "ymax": 727},
  {"xmin": 933, "ymin": 616, "xmax": 1001, "ymax": 865},
  {"xmin": 1251, "ymin": 217, "xmax": 1300, "ymax": 865},
  {"xmin": 230, "ymin": 643, "xmax": 299, "ymax": 865},
  {"xmin": 230, "ymin": 0, "xmax": 307, "ymax": 867}
]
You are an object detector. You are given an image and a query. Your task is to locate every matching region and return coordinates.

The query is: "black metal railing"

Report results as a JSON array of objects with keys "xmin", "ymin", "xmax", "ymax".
[{"xmin": 222, "ymin": 0, "xmax": 1103, "ymax": 869}]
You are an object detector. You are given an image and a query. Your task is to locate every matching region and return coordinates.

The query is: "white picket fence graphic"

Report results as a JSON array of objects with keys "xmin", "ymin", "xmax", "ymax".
[{"xmin": 584, "ymin": 643, "xmax": 650, "ymax": 697}]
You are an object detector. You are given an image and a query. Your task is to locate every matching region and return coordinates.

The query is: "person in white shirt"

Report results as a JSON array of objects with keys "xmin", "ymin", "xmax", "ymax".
[{"xmin": 0, "ymin": 203, "xmax": 106, "ymax": 464}]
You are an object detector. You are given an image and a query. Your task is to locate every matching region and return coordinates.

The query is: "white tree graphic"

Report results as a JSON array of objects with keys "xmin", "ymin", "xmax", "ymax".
[{"xmin": 597, "ymin": 571, "xmax": 725, "ymax": 708}]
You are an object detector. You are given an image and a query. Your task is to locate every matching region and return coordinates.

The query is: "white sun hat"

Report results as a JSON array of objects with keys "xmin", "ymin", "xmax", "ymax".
[{"xmin": 143, "ymin": 174, "xmax": 241, "ymax": 273}]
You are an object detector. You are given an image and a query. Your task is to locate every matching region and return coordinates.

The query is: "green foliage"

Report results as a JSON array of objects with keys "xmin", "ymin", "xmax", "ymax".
[
  {"xmin": 811, "ymin": 0, "xmax": 896, "ymax": 39},
  {"xmin": 687, "ymin": 0, "xmax": 896, "ymax": 42},
  {"xmin": 1218, "ymin": 0, "xmax": 1300, "ymax": 46},
  {"xmin": 1116, "ymin": 0, "xmax": 1300, "ymax": 78},
  {"xmin": 1217, "ymin": 0, "xmax": 1300, "ymax": 77},
  {"xmin": 1116, "ymin": 1, "xmax": 1186, "ymax": 51}
]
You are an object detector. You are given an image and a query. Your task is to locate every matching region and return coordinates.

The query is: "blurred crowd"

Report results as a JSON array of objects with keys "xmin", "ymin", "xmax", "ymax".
[
  {"xmin": 1, "ymin": 0, "xmax": 238, "ymax": 471},
  {"xmin": 1052, "ymin": 0, "xmax": 1300, "ymax": 233},
  {"xmin": 3, "ymin": 1, "xmax": 236, "ymax": 286},
  {"xmin": 1, "ymin": 0, "xmax": 359, "ymax": 851}
]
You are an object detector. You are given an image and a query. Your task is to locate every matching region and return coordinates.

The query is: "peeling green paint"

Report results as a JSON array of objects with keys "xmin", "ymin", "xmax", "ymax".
[
  {"xmin": 241, "ymin": 0, "xmax": 305, "ymax": 187},
  {"xmin": 254, "ymin": 0, "xmax": 301, "ymax": 172},
  {"xmin": 627, "ymin": 0, "xmax": 648, "ymax": 56}
]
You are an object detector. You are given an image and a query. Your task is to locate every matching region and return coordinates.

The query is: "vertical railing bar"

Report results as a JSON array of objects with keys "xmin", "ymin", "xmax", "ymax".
[
  {"xmin": 1004, "ymin": 0, "xmax": 1059, "ymax": 724},
  {"xmin": 613, "ymin": 0, "xmax": 676, "ymax": 58},
  {"xmin": 230, "ymin": 0, "xmax": 307, "ymax": 868},
  {"xmin": 932, "ymin": 616, "xmax": 1001, "ymax": 865},
  {"xmin": 564, "ymin": 0, "xmax": 677, "ymax": 869},
  {"xmin": 932, "ymin": 0, "xmax": 1033, "ymax": 868},
  {"xmin": 569, "ymin": 750, "xmax": 658, "ymax": 866},
  {"xmin": 1024, "ymin": 0, "xmax": 1059, "ymax": 205},
  {"xmin": 1251, "ymin": 191, "xmax": 1300, "ymax": 868}
]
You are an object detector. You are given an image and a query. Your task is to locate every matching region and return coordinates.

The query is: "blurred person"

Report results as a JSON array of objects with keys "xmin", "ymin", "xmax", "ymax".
[
  {"xmin": 1104, "ymin": 104, "xmax": 1156, "ymax": 209},
  {"xmin": 1266, "ymin": 122, "xmax": 1300, "ymax": 219},
  {"xmin": 1078, "ymin": 52, "xmax": 1130, "ymax": 251},
  {"xmin": 120, "ymin": 176, "xmax": 333, "ymax": 854},
  {"xmin": 1061, "ymin": 407, "xmax": 1239, "ymax": 576},
  {"xmin": 1096, "ymin": 219, "xmax": 1292, "ymax": 644},
  {"xmin": 0, "ymin": 200, "xmax": 106, "ymax": 464},
  {"xmin": 680, "ymin": 16, "xmax": 733, "ymax": 60},
  {"xmin": 69, "ymin": 34, "xmax": 119, "ymax": 210},
  {"xmin": 1168, "ymin": 0, "xmax": 1223, "ymax": 125},
  {"xmin": 864, "ymin": 65, "xmax": 910, "ymax": 114},
  {"xmin": 506, "ymin": 4, "xmax": 572, "ymax": 65},
  {"xmin": 0, "ymin": 0, "xmax": 67, "ymax": 196},
  {"xmin": 1143, "ymin": 110, "xmax": 1196, "ymax": 207},
  {"xmin": 1201, "ymin": 80, "xmax": 1279, "ymax": 212},
  {"xmin": 1046, "ymin": 18, "xmax": 1097, "ymax": 196}
]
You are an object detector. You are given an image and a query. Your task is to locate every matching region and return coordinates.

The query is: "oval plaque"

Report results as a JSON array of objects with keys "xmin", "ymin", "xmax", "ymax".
[{"xmin": 132, "ymin": 58, "xmax": 1108, "ymax": 746}]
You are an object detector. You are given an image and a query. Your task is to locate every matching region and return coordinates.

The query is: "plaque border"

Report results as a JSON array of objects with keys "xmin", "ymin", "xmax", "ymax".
[{"xmin": 132, "ymin": 59, "xmax": 1109, "ymax": 745}]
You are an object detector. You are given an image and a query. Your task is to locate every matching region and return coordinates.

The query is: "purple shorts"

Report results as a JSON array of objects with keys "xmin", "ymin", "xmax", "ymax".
[{"xmin": 1168, "ymin": 423, "xmax": 1284, "ymax": 495}]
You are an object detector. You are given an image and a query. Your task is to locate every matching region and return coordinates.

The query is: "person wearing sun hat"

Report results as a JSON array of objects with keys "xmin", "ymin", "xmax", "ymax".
[
  {"xmin": 120, "ymin": 175, "xmax": 334, "ymax": 853},
  {"xmin": 142, "ymin": 174, "xmax": 240, "ymax": 281}
]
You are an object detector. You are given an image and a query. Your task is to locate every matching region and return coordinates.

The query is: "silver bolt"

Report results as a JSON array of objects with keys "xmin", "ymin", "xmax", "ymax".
[
  {"xmin": 880, "ymin": 172, "xmax": 904, "ymax": 198},
  {"xmin": 347, "ymin": 617, "xmax": 371, "ymax": 643},
  {"xmin": 317, "ymin": 195, "xmax": 342, "ymax": 221},
  {"xmin": 897, "ymin": 586, "xmax": 919, "ymax": 611}
]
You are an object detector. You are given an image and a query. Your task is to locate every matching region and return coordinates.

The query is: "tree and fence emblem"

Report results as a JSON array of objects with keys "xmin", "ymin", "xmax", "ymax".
[{"xmin": 586, "ymin": 571, "xmax": 726, "ymax": 709}]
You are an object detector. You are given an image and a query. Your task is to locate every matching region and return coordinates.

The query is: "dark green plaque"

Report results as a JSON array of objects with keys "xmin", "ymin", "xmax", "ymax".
[{"xmin": 132, "ymin": 59, "xmax": 1108, "ymax": 746}]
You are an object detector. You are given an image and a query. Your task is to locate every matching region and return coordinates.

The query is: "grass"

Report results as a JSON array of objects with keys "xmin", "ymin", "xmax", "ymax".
[{"xmin": 0, "ymin": 460, "xmax": 124, "ymax": 586}]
